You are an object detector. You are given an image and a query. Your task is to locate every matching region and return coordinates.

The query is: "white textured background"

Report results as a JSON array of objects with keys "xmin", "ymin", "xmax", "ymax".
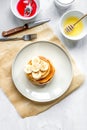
[{"xmin": 0, "ymin": 0, "xmax": 87, "ymax": 130}]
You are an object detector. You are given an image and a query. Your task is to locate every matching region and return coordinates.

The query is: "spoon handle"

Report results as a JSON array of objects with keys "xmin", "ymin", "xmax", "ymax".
[{"xmin": 73, "ymin": 14, "xmax": 87, "ymax": 26}]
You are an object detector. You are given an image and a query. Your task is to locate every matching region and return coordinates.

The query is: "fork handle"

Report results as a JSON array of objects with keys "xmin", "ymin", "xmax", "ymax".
[
  {"xmin": 0, "ymin": 37, "xmax": 22, "ymax": 41},
  {"xmin": 2, "ymin": 24, "xmax": 28, "ymax": 37}
]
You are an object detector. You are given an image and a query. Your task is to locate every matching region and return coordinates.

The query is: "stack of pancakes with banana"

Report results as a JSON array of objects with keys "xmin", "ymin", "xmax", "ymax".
[{"xmin": 24, "ymin": 56, "xmax": 55, "ymax": 85}]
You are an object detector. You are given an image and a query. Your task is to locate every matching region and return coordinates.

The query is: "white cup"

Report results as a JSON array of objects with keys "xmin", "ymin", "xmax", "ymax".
[{"xmin": 54, "ymin": 0, "xmax": 75, "ymax": 9}]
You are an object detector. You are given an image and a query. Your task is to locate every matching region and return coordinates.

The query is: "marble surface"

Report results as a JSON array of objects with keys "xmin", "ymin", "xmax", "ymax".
[{"xmin": 0, "ymin": 0, "xmax": 87, "ymax": 130}]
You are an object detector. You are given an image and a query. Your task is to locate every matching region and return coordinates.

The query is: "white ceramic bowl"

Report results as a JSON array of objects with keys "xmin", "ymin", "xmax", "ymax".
[
  {"xmin": 54, "ymin": 0, "xmax": 75, "ymax": 9},
  {"xmin": 10, "ymin": 0, "xmax": 40, "ymax": 20},
  {"xmin": 59, "ymin": 10, "xmax": 87, "ymax": 40}
]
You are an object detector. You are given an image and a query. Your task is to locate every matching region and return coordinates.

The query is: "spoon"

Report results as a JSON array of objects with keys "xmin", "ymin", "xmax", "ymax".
[
  {"xmin": 24, "ymin": 0, "xmax": 32, "ymax": 16},
  {"xmin": 65, "ymin": 14, "xmax": 87, "ymax": 33},
  {"xmin": 0, "ymin": 34, "xmax": 37, "ymax": 41}
]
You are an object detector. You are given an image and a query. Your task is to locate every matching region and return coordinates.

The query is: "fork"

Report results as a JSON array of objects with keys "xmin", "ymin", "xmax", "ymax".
[
  {"xmin": 24, "ymin": 0, "xmax": 32, "ymax": 16},
  {"xmin": 0, "ymin": 34, "xmax": 37, "ymax": 41},
  {"xmin": 64, "ymin": 14, "xmax": 87, "ymax": 33}
]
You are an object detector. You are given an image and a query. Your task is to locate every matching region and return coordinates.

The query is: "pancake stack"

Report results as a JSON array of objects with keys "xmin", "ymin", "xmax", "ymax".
[{"xmin": 24, "ymin": 56, "xmax": 55, "ymax": 85}]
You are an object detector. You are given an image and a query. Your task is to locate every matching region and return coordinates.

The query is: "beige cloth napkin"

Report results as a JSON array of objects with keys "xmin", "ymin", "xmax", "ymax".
[{"xmin": 0, "ymin": 24, "xmax": 84, "ymax": 118}]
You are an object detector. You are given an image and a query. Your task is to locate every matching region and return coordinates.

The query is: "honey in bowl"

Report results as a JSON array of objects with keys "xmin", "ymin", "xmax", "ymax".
[{"xmin": 63, "ymin": 16, "xmax": 84, "ymax": 36}]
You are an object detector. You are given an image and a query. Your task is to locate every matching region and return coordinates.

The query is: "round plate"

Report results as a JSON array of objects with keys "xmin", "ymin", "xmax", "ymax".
[{"xmin": 12, "ymin": 41, "xmax": 73, "ymax": 102}]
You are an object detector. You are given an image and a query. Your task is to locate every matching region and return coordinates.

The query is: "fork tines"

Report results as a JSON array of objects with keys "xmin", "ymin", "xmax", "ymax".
[
  {"xmin": 30, "ymin": 34, "xmax": 37, "ymax": 40},
  {"xmin": 24, "ymin": 34, "xmax": 37, "ymax": 41}
]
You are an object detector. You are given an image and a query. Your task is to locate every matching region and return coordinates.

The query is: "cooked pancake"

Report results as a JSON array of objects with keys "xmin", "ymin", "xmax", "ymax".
[{"xmin": 24, "ymin": 56, "xmax": 55, "ymax": 85}]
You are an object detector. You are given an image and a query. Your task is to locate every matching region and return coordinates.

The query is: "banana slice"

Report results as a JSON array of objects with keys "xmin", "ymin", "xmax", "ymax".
[
  {"xmin": 24, "ymin": 64, "xmax": 32, "ymax": 74},
  {"xmin": 32, "ymin": 63, "xmax": 41, "ymax": 72},
  {"xmin": 32, "ymin": 71, "xmax": 42, "ymax": 80},
  {"xmin": 40, "ymin": 60, "xmax": 49, "ymax": 71},
  {"xmin": 32, "ymin": 56, "xmax": 41, "ymax": 65}
]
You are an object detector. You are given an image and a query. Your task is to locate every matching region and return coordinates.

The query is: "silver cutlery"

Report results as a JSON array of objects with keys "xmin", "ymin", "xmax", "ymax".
[
  {"xmin": 0, "ymin": 34, "xmax": 37, "ymax": 41},
  {"xmin": 2, "ymin": 19, "xmax": 50, "ymax": 37},
  {"xmin": 24, "ymin": 0, "xmax": 32, "ymax": 16}
]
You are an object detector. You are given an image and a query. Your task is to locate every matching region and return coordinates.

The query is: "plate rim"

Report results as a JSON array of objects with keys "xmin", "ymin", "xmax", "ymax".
[{"xmin": 12, "ymin": 41, "xmax": 73, "ymax": 102}]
